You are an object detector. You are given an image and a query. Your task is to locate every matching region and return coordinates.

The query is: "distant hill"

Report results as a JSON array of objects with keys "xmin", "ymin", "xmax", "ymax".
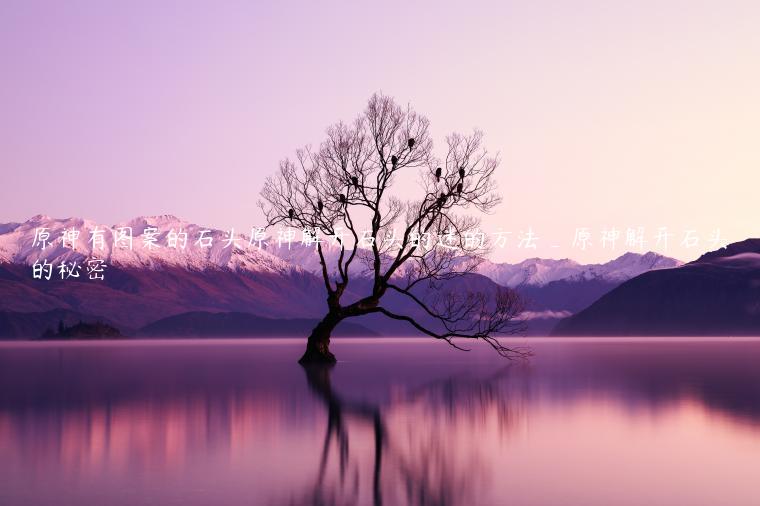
[
  {"xmin": 138, "ymin": 311, "xmax": 378, "ymax": 337},
  {"xmin": 42, "ymin": 320, "xmax": 123, "ymax": 339},
  {"xmin": 0, "ymin": 309, "xmax": 123, "ymax": 339},
  {"xmin": 553, "ymin": 239, "xmax": 760, "ymax": 336},
  {"xmin": 0, "ymin": 262, "xmax": 331, "ymax": 331},
  {"xmin": 268, "ymin": 242, "xmax": 681, "ymax": 334},
  {"xmin": 474, "ymin": 252, "xmax": 681, "ymax": 334}
]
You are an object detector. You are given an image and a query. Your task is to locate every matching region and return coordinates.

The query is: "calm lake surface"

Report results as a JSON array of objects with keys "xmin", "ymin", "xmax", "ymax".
[{"xmin": 1, "ymin": 337, "xmax": 760, "ymax": 506}]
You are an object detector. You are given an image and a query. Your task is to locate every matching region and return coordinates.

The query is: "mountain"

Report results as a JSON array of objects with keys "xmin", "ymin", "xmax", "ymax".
[
  {"xmin": 475, "ymin": 251, "xmax": 681, "ymax": 287},
  {"xmin": 0, "ymin": 214, "xmax": 297, "ymax": 274},
  {"xmin": 0, "ymin": 262, "xmax": 330, "ymax": 332},
  {"xmin": 138, "ymin": 311, "xmax": 378, "ymax": 337},
  {"xmin": 0, "ymin": 309, "xmax": 121, "ymax": 340},
  {"xmin": 268, "ymin": 244, "xmax": 682, "ymax": 333},
  {"xmin": 0, "ymin": 215, "xmax": 336, "ymax": 333},
  {"xmin": 0, "ymin": 214, "xmax": 682, "ymax": 338},
  {"xmin": 0, "ymin": 215, "xmax": 515, "ymax": 338},
  {"xmin": 268, "ymin": 243, "xmax": 681, "ymax": 288},
  {"xmin": 476, "ymin": 257, "xmax": 583, "ymax": 287},
  {"xmin": 469, "ymin": 252, "xmax": 681, "ymax": 334},
  {"xmin": 553, "ymin": 239, "xmax": 760, "ymax": 336}
]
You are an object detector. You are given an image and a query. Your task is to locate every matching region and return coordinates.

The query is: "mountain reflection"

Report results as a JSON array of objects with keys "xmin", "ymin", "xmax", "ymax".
[{"xmin": 1, "ymin": 339, "xmax": 760, "ymax": 506}]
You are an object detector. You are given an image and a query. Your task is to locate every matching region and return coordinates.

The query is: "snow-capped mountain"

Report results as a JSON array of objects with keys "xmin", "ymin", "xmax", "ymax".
[
  {"xmin": 570, "ymin": 251, "xmax": 682, "ymax": 282},
  {"xmin": 1, "ymin": 215, "xmax": 681, "ymax": 286},
  {"xmin": 553, "ymin": 238, "xmax": 760, "ymax": 336},
  {"xmin": 0, "ymin": 215, "xmax": 339, "ymax": 334},
  {"xmin": 475, "ymin": 252, "xmax": 681, "ymax": 287},
  {"xmin": 0, "ymin": 214, "xmax": 297, "ymax": 274},
  {"xmin": 0, "ymin": 214, "xmax": 684, "ymax": 337},
  {"xmin": 475, "ymin": 258, "xmax": 583, "ymax": 287},
  {"xmin": 264, "ymin": 240, "xmax": 681, "ymax": 288},
  {"xmin": 264, "ymin": 240, "xmax": 354, "ymax": 275}
]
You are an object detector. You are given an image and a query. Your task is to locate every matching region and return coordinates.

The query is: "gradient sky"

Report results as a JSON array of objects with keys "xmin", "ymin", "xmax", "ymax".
[{"xmin": 1, "ymin": 0, "xmax": 759, "ymax": 262}]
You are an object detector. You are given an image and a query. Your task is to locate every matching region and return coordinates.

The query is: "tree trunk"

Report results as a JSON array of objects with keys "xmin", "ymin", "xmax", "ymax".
[{"xmin": 299, "ymin": 312, "xmax": 341, "ymax": 364}]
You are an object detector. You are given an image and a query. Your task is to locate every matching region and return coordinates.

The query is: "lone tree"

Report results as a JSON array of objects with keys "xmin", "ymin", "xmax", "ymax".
[{"xmin": 259, "ymin": 93, "xmax": 525, "ymax": 364}]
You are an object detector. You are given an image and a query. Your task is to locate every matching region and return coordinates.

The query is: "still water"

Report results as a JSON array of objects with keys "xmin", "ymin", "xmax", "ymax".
[{"xmin": 1, "ymin": 337, "xmax": 759, "ymax": 506}]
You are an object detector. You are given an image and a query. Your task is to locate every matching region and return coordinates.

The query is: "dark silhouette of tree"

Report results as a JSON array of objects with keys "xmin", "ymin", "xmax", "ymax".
[{"xmin": 259, "ymin": 93, "xmax": 525, "ymax": 363}]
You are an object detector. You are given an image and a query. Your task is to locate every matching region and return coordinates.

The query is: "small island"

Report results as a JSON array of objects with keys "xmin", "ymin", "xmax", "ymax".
[{"xmin": 41, "ymin": 320, "xmax": 123, "ymax": 340}]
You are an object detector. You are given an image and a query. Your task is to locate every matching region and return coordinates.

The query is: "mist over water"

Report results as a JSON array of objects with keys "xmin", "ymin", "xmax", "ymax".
[{"xmin": 1, "ymin": 338, "xmax": 759, "ymax": 506}]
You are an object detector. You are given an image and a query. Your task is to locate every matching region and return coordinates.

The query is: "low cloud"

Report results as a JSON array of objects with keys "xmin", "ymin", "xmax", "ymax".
[{"xmin": 520, "ymin": 310, "xmax": 573, "ymax": 321}]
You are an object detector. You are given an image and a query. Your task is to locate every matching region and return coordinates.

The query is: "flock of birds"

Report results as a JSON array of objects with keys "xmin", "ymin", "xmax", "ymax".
[{"xmin": 286, "ymin": 138, "xmax": 466, "ymax": 221}]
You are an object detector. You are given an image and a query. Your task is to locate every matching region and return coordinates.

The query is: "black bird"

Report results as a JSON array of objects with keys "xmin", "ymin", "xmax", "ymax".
[
  {"xmin": 457, "ymin": 182, "xmax": 463, "ymax": 194},
  {"xmin": 317, "ymin": 200, "xmax": 324, "ymax": 212},
  {"xmin": 339, "ymin": 193, "xmax": 346, "ymax": 204},
  {"xmin": 408, "ymin": 138, "xmax": 415, "ymax": 149},
  {"xmin": 288, "ymin": 208, "xmax": 294, "ymax": 219},
  {"xmin": 351, "ymin": 176, "xmax": 359, "ymax": 187},
  {"xmin": 391, "ymin": 155, "xmax": 398, "ymax": 166},
  {"xmin": 435, "ymin": 167, "xmax": 442, "ymax": 181},
  {"xmin": 459, "ymin": 167, "xmax": 465, "ymax": 179},
  {"xmin": 439, "ymin": 192, "xmax": 447, "ymax": 204}
]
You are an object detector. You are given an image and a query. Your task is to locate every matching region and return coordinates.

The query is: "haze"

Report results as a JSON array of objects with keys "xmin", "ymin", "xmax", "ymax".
[{"xmin": 2, "ymin": 0, "xmax": 759, "ymax": 262}]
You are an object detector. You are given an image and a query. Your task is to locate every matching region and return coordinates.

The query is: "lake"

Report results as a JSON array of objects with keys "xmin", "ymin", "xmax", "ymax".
[{"xmin": 1, "ymin": 337, "xmax": 759, "ymax": 505}]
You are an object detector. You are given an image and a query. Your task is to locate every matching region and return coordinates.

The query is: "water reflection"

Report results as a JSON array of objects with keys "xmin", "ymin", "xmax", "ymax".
[
  {"xmin": 294, "ymin": 364, "xmax": 517, "ymax": 506},
  {"xmin": 0, "ymin": 339, "xmax": 759, "ymax": 506}
]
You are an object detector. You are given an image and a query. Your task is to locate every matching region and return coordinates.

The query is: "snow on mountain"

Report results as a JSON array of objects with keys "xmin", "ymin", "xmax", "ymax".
[
  {"xmin": 570, "ymin": 251, "xmax": 682, "ymax": 282},
  {"xmin": 265, "ymin": 241, "xmax": 347, "ymax": 275},
  {"xmin": 475, "ymin": 252, "xmax": 681, "ymax": 287},
  {"xmin": 476, "ymin": 258, "xmax": 583, "ymax": 287},
  {"xmin": 0, "ymin": 214, "xmax": 298, "ymax": 274},
  {"xmin": 261, "ymin": 240, "xmax": 680, "ymax": 287},
  {"xmin": 552, "ymin": 238, "xmax": 760, "ymax": 336},
  {"xmin": 0, "ymin": 215, "xmax": 682, "ymax": 283},
  {"xmin": 264, "ymin": 241, "xmax": 382, "ymax": 277}
]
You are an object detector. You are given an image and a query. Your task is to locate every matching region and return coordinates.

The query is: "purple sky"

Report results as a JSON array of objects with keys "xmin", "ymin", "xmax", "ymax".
[{"xmin": 2, "ymin": 0, "xmax": 759, "ymax": 262}]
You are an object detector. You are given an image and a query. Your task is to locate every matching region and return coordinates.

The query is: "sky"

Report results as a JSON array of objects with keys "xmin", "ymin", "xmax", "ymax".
[{"xmin": 1, "ymin": 0, "xmax": 759, "ymax": 263}]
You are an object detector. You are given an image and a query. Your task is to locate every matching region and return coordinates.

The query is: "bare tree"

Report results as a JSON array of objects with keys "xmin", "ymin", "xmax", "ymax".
[{"xmin": 259, "ymin": 93, "xmax": 525, "ymax": 363}]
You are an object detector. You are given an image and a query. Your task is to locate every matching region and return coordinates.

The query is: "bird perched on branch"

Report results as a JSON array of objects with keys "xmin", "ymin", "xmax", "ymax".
[
  {"xmin": 408, "ymin": 138, "xmax": 415, "ymax": 150},
  {"xmin": 339, "ymin": 194, "xmax": 346, "ymax": 204},
  {"xmin": 351, "ymin": 176, "xmax": 359, "ymax": 188},
  {"xmin": 288, "ymin": 208, "xmax": 294, "ymax": 220},
  {"xmin": 391, "ymin": 155, "xmax": 398, "ymax": 167},
  {"xmin": 457, "ymin": 182, "xmax": 463, "ymax": 194},
  {"xmin": 317, "ymin": 200, "xmax": 324, "ymax": 212},
  {"xmin": 459, "ymin": 167, "xmax": 465, "ymax": 179},
  {"xmin": 435, "ymin": 167, "xmax": 442, "ymax": 181}
]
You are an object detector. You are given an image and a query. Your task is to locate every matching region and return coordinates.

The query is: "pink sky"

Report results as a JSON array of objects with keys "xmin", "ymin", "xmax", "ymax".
[{"xmin": 1, "ymin": 0, "xmax": 759, "ymax": 262}]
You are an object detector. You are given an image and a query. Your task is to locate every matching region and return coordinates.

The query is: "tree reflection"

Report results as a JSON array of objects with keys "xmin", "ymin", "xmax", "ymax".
[{"xmin": 286, "ymin": 364, "xmax": 520, "ymax": 506}]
